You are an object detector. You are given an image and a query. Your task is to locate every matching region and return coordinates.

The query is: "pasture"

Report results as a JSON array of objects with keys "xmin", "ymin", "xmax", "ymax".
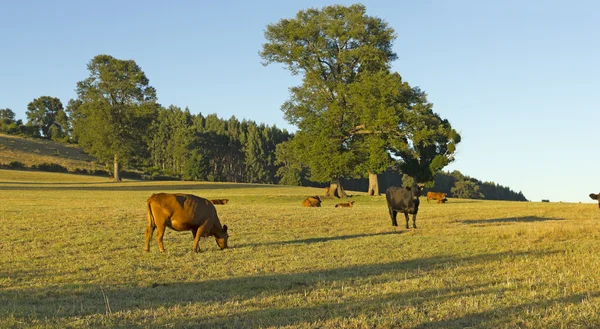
[{"xmin": 1, "ymin": 169, "xmax": 599, "ymax": 328}]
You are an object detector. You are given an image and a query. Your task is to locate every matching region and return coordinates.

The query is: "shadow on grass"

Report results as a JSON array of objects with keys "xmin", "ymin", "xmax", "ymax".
[
  {"xmin": 457, "ymin": 216, "xmax": 565, "ymax": 225},
  {"xmin": 1, "ymin": 249, "xmax": 560, "ymax": 328},
  {"xmin": 236, "ymin": 231, "xmax": 405, "ymax": 248},
  {"xmin": 410, "ymin": 292, "xmax": 599, "ymax": 329}
]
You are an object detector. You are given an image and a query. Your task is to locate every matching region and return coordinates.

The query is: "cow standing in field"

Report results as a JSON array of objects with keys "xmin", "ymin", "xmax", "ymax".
[
  {"xmin": 302, "ymin": 196, "xmax": 322, "ymax": 207},
  {"xmin": 427, "ymin": 191, "xmax": 447, "ymax": 204},
  {"xmin": 590, "ymin": 193, "xmax": 600, "ymax": 209},
  {"xmin": 335, "ymin": 201, "xmax": 354, "ymax": 208},
  {"xmin": 210, "ymin": 199, "xmax": 229, "ymax": 205},
  {"xmin": 145, "ymin": 193, "xmax": 229, "ymax": 253},
  {"xmin": 386, "ymin": 184, "xmax": 423, "ymax": 228}
]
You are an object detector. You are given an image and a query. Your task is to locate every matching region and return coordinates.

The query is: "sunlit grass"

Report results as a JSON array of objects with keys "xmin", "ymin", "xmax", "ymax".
[{"xmin": 1, "ymin": 169, "xmax": 599, "ymax": 328}]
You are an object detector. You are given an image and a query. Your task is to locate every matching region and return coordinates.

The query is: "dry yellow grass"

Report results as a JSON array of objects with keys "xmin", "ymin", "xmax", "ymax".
[
  {"xmin": 1, "ymin": 169, "xmax": 599, "ymax": 328},
  {"xmin": 0, "ymin": 134, "xmax": 99, "ymax": 171}
]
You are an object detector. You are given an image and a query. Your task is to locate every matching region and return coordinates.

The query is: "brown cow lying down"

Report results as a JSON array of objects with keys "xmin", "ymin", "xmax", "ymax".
[
  {"xmin": 210, "ymin": 199, "xmax": 229, "ymax": 205},
  {"xmin": 590, "ymin": 193, "xmax": 600, "ymax": 209},
  {"xmin": 302, "ymin": 196, "xmax": 322, "ymax": 207},
  {"xmin": 145, "ymin": 193, "xmax": 229, "ymax": 253},
  {"xmin": 335, "ymin": 201, "xmax": 355, "ymax": 208},
  {"xmin": 427, "ymin": 191, "xmax": 447, "ymax": 204}
]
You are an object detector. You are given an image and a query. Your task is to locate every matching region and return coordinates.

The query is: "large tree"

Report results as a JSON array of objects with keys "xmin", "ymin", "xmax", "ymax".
[
  {"xmin": 391, "ymin": 87, "xmax": 461, "ymax": 186},
  {"xmin": 26, "ymin": 96, "xmax": 68, "ymax": 141},
  {"xmin": 72, "ymin": 54, "xmax": 158, "ymax": 181},
  {"xmin": 261, "ymin": 4, "xmax": 397, "ymax": 197}
]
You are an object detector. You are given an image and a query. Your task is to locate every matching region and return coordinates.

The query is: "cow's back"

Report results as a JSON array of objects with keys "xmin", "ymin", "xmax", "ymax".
[
  {"xmin": 148, "ymin": 193, "xmax": 218, "ymax": 226},
  {"xmin": 386, "ymin": 186, "xmax": 419, "ymax": 214}
]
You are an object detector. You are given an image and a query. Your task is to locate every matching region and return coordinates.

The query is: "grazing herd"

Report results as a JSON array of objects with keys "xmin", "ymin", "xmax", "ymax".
[{"xmin": 144, "ymin": 186, "xmax": 599, "ymax": 253}]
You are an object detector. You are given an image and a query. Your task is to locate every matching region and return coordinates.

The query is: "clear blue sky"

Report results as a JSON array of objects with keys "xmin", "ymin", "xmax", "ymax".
[{"xmin": 1, "ymin": 0, "xmax": 598, "ymax": 203}]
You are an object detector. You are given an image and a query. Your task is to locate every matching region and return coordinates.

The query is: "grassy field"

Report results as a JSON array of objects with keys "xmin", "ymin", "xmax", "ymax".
[{"xmin": 1, "ymin": 169, "xmax": 599, "ymax": 328}]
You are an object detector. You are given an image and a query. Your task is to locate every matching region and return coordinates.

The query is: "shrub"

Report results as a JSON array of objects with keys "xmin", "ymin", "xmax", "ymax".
[
  {"xmin": 8, "ymin": 161, "xmax": 26, "ymax": 169},
  {"xmin": 33, "ymin": 163, "xmax": 68, "ymax": 173}
]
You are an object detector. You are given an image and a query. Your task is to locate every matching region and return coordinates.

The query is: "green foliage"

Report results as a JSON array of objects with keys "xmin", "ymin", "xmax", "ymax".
[
  {"xmin": 392, "ymin": 88, "xmax": 461, "ymax": 184},
  {"xmin": 0, "ymin": 109, "xmax": 23, "ymax": 135},
  {"xmin": 261, "ymin": 4, "xmax": 397, "ymax": 183},
  {"xmin": 428, "ymin": 170, "xmax": 527, "ymax": 201},
  {"xmin": 71, "ymin": 54, "xmax": 159, "ymax": 171},
  {"xmin": 26, "ymin": 96, "xmax": 68, "ymax": 140},
  {"xmin": 451, "ymin": 178, "xmax": 485, "ymax": 199},
  {"xmin": 275, "ymin": 140, "xmax": 306, "ymax": 186},
  {"xmin": 8, "ymin": 161, "xmax": 25, "ymax": 169},
  {"xmin": 31, "ymin": 162, "xmax": 68, "ymax": 173}
]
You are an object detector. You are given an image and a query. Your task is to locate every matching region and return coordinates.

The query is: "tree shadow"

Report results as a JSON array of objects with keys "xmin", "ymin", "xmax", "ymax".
[
  {"xmin": 236, "ymin": 231, "xmax": 405, "ymax": 248},
  {"xmin": 1, "ymin": 249, "xmax": 559, "ymax": 327},
  {"xmin": 410, "ymin": 292, "xmax": 599, "ymax": 328},
  {"xmin": 456, "ymin": 217, "xmax": 565, "ymax": 225}
]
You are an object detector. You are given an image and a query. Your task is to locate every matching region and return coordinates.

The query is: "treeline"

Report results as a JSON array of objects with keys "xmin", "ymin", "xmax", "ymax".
[
  {"xmin": 147, "ymin": 106, "xmax": 291, "ymax": 183},
  {"xmin": 343, "ymin": 170, "xmax": 527, "ymax": 201},
  {"xmin": 1, "ymin": 102, "xmax": 527, "ymax": 200}
]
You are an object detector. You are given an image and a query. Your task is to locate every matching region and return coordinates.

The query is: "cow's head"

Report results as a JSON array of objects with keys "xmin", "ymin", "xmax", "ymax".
[
  {"xmin": 412, "ymin": 183, "xmax": 424, "ymax": 200},
  {"xmin": 215, "ymin": 225, "xmax": 229, "ymax": 249}
]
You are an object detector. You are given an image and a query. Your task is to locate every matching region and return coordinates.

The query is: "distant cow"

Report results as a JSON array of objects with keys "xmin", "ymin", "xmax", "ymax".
[
  {"xmin": 335, "ymin": 201, "xmax": 354, "ymax": 208},
  {"xmin": 302, "ymin": 196, "xmax": 322, "ymax": 207},
  {"xmin": 427, "ymin": 191, "xmax": 447, "ymax": 204},
  {"xmin": 590, "ymin": 193, "xmax": 600, "ymax": 209},
  {"xmin": 324, "ymin": 187, "xmax": 330, "ymax": 196},
  {"xmin": 541, "ymin": 199, "xmax": 550, "ymax": 203},
  {"xmin": 145, "ymin": 193, "xmax": 229, "ymax": 253},
  {"xmin": 210, "ymin": 199, "xmax": 229, "ymax": 205},
  {"xmin": 386, "ymin": 183, "xmax": 423, "ymax": 228}
]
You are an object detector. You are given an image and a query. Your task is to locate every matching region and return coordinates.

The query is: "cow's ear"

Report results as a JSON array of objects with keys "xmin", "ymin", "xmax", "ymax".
[{"xmin": 223, "ymin": 225, "xmax": 228, "ymax": 233}]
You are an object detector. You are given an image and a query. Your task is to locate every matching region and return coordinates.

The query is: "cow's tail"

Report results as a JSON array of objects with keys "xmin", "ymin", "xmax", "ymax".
[{"xmin": 147, "ymin": 200, "xmax": 156, "ymax": 229}]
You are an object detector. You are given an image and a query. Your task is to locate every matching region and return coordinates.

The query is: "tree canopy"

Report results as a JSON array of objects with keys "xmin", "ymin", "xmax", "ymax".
[
  {"xmin": 262, "ymin": 4, "xmax": 460, "ymax": 196},
  {"xmin": 71, "ymin": 54, "xmax": 158, "ymax": 181},
  {"xmin": 26, "ymin": 96, "xmax": 68, "ymax": 141}
]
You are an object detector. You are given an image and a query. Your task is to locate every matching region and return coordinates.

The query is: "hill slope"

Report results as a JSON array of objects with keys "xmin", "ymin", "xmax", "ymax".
[{"xmin": 0, "ymin": 134, "xmax": 100, "ymax": 171}]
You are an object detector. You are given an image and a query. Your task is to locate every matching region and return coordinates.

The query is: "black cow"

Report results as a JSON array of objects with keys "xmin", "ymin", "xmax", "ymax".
[{"xmin": 385, "ymin": 183, "xmax": 423, "ymax": 228}]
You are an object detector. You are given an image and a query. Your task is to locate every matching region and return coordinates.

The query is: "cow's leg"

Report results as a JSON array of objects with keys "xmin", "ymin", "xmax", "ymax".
[
  {"xmin": 412, "ymin": 214, "xmax": 417, "ymax": 228},
  {"xmin": 193, "ymin": 225, "xmax": 208, "ymax": 253},
  {"xmin": 404, "ymin": 212, "xmax": 410, "ymax": 229},
  {"xmin": 389, "ymin": 206, "xmax": 398, "ymax": 226},
  {"xmin": 144, "ymin": 223, "xmax": 154, "ymax": 252},
  {"xmin": 155, "ymin": 223, "xmax": 167, "ymax": 253}
]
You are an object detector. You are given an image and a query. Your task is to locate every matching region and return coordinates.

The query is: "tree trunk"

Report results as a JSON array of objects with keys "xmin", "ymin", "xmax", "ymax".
[
  {"xmin": 327, "ymin": 178, "xmax": 348, "ymax": 198},
  {"xmin": 367, "ymin": 172, "xmax": 380, "ymax": 196},
  {"xmin": 113, "ymin": 153, "xmax": 122, "ymax": 182}
]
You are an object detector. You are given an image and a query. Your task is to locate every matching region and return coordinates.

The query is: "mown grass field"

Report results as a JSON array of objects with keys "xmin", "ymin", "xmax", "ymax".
[{"xmin": 1, "ymin": 169, "xmax": 599, "ymax": 328}]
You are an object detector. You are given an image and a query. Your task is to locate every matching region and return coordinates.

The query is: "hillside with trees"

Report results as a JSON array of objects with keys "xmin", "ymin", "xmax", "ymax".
[{"xmin": 0, "ymin": 4, "xmax": 526, "ymax": 201}]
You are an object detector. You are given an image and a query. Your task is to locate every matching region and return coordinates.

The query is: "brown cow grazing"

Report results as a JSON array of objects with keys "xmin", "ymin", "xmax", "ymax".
[
  {"xmin": 590, "ymin": 193, "xmax": 600, "ymax": 209},
  {"xmin": 145, "ymin": 193, "xmax": 228, "ymax": 253},
  {"xmin": 302, "ymin": 196, "xmax": 322, "ymax": 207},
  {"xmin": 427, "ymin": 191, "xmax": 447, "ymax": 204},
  {"xmin": 335, "ymin": 201, "xmax": 355, "ymax": 208},
  {"xmin": 210, "ymin": 199, "xmax": 229, "ymax": 205}
]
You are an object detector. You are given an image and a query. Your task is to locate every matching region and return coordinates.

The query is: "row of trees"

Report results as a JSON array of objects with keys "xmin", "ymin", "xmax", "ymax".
[{"xmin": 1, "ymin": 4, "xmax": 525, "ymax": 200}]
